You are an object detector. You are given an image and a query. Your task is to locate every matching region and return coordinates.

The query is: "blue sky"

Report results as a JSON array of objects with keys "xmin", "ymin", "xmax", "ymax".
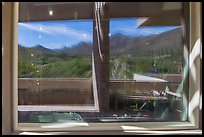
[{"xmin": 18, "ymin": 18, "xmax": 180, "ymax": 49}]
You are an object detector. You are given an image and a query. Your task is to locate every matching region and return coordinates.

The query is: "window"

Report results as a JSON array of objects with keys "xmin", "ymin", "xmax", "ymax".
[
  {"xmin": 109, "ymin": 17, "xmax": 184, "ymax": 121},
  {"xmin": 2, "ymin": 2, "xmax": 202, "ymax": 135}
]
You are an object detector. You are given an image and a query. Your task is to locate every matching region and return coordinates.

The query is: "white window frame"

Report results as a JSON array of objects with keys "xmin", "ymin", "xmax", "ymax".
[{"xmin": 2, "ymin": 2, "xmax": 202, "ymax": 135}]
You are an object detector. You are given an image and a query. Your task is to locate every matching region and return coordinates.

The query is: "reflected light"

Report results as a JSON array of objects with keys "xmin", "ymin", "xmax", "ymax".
[
  {"xmin": 189, "ymin": 39, "xmax": 201, "ymax": 82},
  {"xmin": 74, "ymin": 8, "xmax": 78, "ymax": 20},
  {"xmin": 20, "ymin": 132, "xmax": 73, "ymax": 135},
  {"xmin": 83, "ymin": 34, "xmax": 86, "ymax": 37},
  {"xmin": 187, "ymin": 39, "xmax": 202, "ymax": 123},
  {"xmin": 121, "ymin": 125, "xmax": 147, "ymax": 130},
  {"xmin": 167, "ymin": 123, "xmax": 195, "ymax": 127},
  {"xmin": 20, "ymin": 132, "xmax": 52, "ymax": 135},
  {"xmin": 49, "ymin": 10, "xmax": 53, "ymax": 16},
  {"xmin": 199, "ymin": 93, "xmax": 202, "ymax": 110},
  {"xmin": 175, "ymin": 38, "xmax": 201, "ymax": 121},
  {"xmin": 124, "ymin": 130, "xmax": 201, "ymax": 135},
  {"xmin": 136, "ymin": 17, "xmax": 149, "ymax": 28},
  {"xmin": 188, "ymin": 90, "xmax": 200, "ymax": 124},
  {"xmin": 39, "ymin": 35, "xmax": 42, "ymax": 38},
  {"xmin": 40, "ymin": 122, "xmax": 89, "ymax": 129},
  {"xmin": 189, "ymin": 39, "xmax": 201, "ymax": 67},
  {"xmin": 181, "ymin": 93, "xmax": 188, "ymax": 121},
  {"xmin": 200, "ymin": 40, "xmax": 202, "ymax": 59}
]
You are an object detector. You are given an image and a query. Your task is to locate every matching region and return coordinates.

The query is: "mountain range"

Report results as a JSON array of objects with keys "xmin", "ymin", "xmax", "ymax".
[{"xmin": 18, "ymin": 27, "xmax": 182, "ymax": 57}]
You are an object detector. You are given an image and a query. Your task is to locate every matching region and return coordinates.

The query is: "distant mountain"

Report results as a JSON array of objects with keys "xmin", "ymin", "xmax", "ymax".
[
  {"xmin": 31, "ymin": 45, "xmax": 55, "ymax": 54},
  {"xmin": 110, "ymin": 27, "xmax": 182, "ymax": 55},
  {"xmin": 18, "ymin": 44, "xmax": 55, "ymax": 59},
  {"xmin": 55, "ymin": 42, "xmax": 92, "ymax": 56},
  {"xmin": 110, "ymin": 33, "xmax": 148, "ymax": 54},
  {"xmin": 18, "ymin": 27, "xmax": 182, "ymax": 58}
]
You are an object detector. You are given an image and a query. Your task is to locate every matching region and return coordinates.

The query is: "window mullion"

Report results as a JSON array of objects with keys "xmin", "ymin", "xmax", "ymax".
[{"xmin": 93, "ymin": 2, "xmax": 110, "ymax": 112}]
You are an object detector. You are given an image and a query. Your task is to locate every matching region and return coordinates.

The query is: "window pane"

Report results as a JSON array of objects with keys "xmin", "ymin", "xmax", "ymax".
[
  {"xmin": 108, "ymin": 3, "xmax": 185, "ymax": 121},
  {"xmin": 18, "ymin": 2, "xmax": 96, "ymax": 123},
  {"xmin": 110, "ymin": 18, "xmax": 183, "ymax": 120},
  {"xmin": 18, "ymin": 20, "xmax": 93, "ymax": 79}
]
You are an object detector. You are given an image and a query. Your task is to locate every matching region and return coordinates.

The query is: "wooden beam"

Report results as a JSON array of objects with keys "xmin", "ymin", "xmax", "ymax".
[{"xmin": 93, "ymin": 2, "xmax": 110, "ymax": 112}]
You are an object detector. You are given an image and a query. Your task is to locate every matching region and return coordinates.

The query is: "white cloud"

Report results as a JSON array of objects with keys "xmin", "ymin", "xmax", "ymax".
[
  {"xmin": 18, "ymin": 22, "xmax": 92, "ymax": 41},
  {"xmin": 18, "ymin": 23, "xmax": 53, "ymax": 34}
]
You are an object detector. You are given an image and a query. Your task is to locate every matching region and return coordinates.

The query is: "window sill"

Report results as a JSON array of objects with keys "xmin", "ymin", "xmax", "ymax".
[
  {"xmin": 11, "ymin": 121, "xmax": 202, "ymax": 135},
  {"xmin": 13, "ymin": 130, "xmax": 202, "ymax": 135}
]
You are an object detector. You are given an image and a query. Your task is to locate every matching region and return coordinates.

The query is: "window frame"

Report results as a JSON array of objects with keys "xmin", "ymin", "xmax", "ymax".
[{"xmin": 2, "ymin": 2, "xmax": 202, "ymax": 135}]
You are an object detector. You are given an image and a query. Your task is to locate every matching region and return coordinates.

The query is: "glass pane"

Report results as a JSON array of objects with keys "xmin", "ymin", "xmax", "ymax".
[
  {"xmin": 108, "ymin": 3, "xmax": 185, "ymax": 121},
  {"xmin": 18, "ymin": 2, "xmax": 96, "ymax": 123}
]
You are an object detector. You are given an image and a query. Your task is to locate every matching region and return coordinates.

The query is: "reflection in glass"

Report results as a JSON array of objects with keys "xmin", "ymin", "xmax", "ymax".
[
  {"xmin": 109, "ymin": 17, "xmax": 184, "ymax": 121},
  {"xmin": 18, "ymin": 20, "xmax": 94, "ymax": 122},
  {"xmin": 18, "ymin": 2, "xmax": 187, "ymax": 124}
]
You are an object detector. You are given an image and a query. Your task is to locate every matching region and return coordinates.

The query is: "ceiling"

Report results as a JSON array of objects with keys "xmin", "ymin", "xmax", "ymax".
[{"xmin": 18, "ymin": 2, "xmax": 183, "ymax": 26}]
